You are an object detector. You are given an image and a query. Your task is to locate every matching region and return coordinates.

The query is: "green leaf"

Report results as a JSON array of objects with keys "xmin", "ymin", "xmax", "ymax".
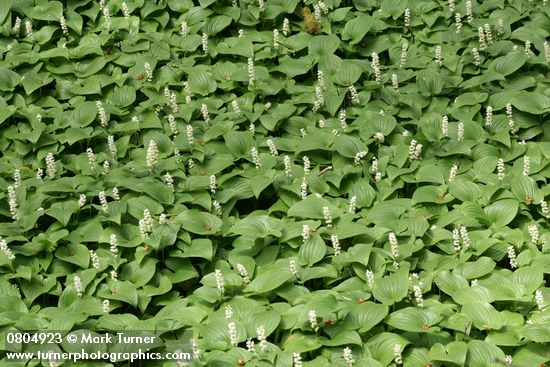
[
  {"xmin": 29, "ymin": 1, "xmax": 62, "ymax": 21},
  {"xmin": 466, "ymin": 340, "xmax": 506, "ymax": 367},
  {"xmin": 110, "ymin": 86, "xmax": 136, "ymax": 108},
  {"xmin": 229, "ymin": 215, "xmax": 283, "ymax": 238},
  {"xmin": 55, "ymin": 243, "xmax": 90, "ymax": 269},
  {"xmin": 484, "ymin": 199, "xmax": 518, "ymax": 227},
  {"xmin": 332, "ymin": 135, "xmax": 367, "ymax": 158},
  {"xmin": 372, "ymin": 269, "xmax": 409, "ymax": 305},
  {"xmin": 308, "ymin": 35, "xmax": 340, "ymax": 57},
  {"xmin": 489, "ymin": 52, "xmax": 528, "ymax": 76},
  {"xmin": 298, "ymin": 235, "xmax": 327, "ymax": 266},
  {"xmin": 386, "ymin": 307, "xmax": 442, "ymax": 332},
  {"xmin": 510, "ymin": 176, "xmax": 542, "ymax": 204},
  {"xmin": 72, "ymin": 101, "xmax": 98, "ymax": 127},
  {"xmin": 512, "ymin": 93, "xmax": 550, "ymax": 114},
  {"xmin": 429, "ymin": 342, "xmax": 468, "ymax": 366},
  {"xmin": 347, "ymin": 302, "xmax": 388, "ymax": 333},
  {"xmin": 244, "ymin": 269, "xmax": 291, "ymax": 293},
  {"xmin": 462, "ymin": 301, "xmax": 504, "ymax": 331},
  {"xmin": 342, "ymin": 14, "xmax": 373, "ymax": 44},
  {"xmin": 224, "ymin": 131, "xmax": 255, "ymax": 157},
  {"xmin": 97, "ymin": 281, "xmax": 139, "ymax": 307},
  {"xmin": 47, "ymin": 201, "xmax": 79, "ymax": 226},
  {"xmin": 188, "ymin": 66, "xmax": 217, "ymax": 95},
  {"xmin": 332, "ymin": 61, "xmax": 362, "ymax": 86},
  {"xmin": 288, "ymin": 196, "xmax": 340, "ymax": 220},
  {"xmin": 416, "ymin": 69, "xmax": 444, "ymax": 97},
  {"xmin": 454, "ymin": 257, "xmax": 496, "ymax": 280},
  {"xmin": 511, "ymin": 266, "xmax": 543, "ymax": 294},
  {"xmin": 0, "ymin": 67, "xmax": 20, "ymax": 91},
  {"xmin": 203, "ymin": 15, "xmax": 232, "ymax": 34},
  {"xmin": 177, "ymin": 210, "xmax": 222, "ymax": 235},
  {"xmin": 0, "ymin": 0, "xmax": 12, "ymax": 24}
]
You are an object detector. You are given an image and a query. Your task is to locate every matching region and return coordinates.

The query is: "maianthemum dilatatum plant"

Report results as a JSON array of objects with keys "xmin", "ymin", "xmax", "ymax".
[{"xmin": 0, "ymin": 0, "xmax": 550, "ymax": 366}]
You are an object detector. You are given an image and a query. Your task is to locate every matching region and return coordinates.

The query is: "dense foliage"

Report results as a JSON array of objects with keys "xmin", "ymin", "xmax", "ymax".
[{"xmin": 1, "ymin": 0, "xmax": 550, "ymax": 366}]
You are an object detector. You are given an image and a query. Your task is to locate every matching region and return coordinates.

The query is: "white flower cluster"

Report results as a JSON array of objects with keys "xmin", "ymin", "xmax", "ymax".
[
  {"xmin": 89, "ymin": 250, "xmax": 100, "ymax": 270},
  {"xmin": 300, "ymin": 177, "xmax": 308, "ymax": 199},
  {"xmin": 478, "ymin": 27, "xmax": 487, "ymax": 50},
  {"xmin": 107, "ymin": 135, "xmax": 117, "ymax": 158},
  {"xmin": 139, "ymin": 209, "xmax": 154, "ymax": 239},
  {"xmin": 102, "ymin": 299, "xmax": 110, "ymax": 314},
  {"xmin": 110, "ymin": 269, "xmax": 118, "ymax": 281},
  {"xmin": 505, "ymin": 355, "xmax": 513, "ymax": 366},
  {"xmin": 441, "ymin": 115, "xmax": 449, "ymax": 137},
  {"xmin": 74, "ymin": 275, "xmax": 83, "ymax": 297},
  {"xmin": 284, "ymin": 156, "xmax": 292, "ymax": 177},
  {"xmin": 60, "ymin": 15, "xmax": 69, "ymax": 36},
  {"xmin": 466, "ymin": 0, "xmax": 473, "ymax": 23},
  {"xmin": 448, "ymin": 164, "xmax": 458, "ymax": 182},
  {"xmin": 248, "ymin": 58, "xmax": 255, "ymax": 85},
  {"xmin": 452, "ymin": 225, "xmax": 471, "ymax": 252},
  {"xmin": 251, "ymin": 147, "xmax": 262, "ymax": 169},
  {"xmin": 485, "ymin": 106, "xmax": 493, "ymax": 126},
  {"xmin": 266, "ymin": 139, "xmax": 278, "ymax": 156},
  {"xmin": 273, "ymin": 29, "xmax": 279, "ymax": 49},
  {"xmin": 121, "ymin": 2, "xmax": 130, "ymax": 18},
  {"xmin": 158, "ymin": 213, "xmax": 167, "ymax": 225},
  {"xmin": 164, "ymin": 172, "xmax": 174, "ymax": 191},
  {"xmin": 86, "ymin": 148, "xmax": 96, "ymax": 170},
  {"xmin": 212, "ymin": 200, "xmax": 222, "ymax": 216},
  {"xmin": 36, "ymin": 168, "xmax": 44, "ymax": 180},
  {"xmin": 404, "ymin": 8, "xmax": 411, "ymax": 27},
  {"xmin": 110, "ymin": 234, "xmax": 118, "ymax": 254},
  {"xmin": 472, "ymin": 47, "xmax": 481, "ymax": 66},
  {"xmin": 535, "ymin": 290, "xmax": 545, "ymax": 311},
  {"xmin": 391, "ymin": 74, "xmax": 399, "ymax": 90},
  {"xmin": 46, "ymin": 153, "xmax": 57, "ymax": 178},
  {"xmin": 25, "ymin": 20, "xmax": 33, "ymax": 39},
  {"xmin": 541, "ymin": 200, "xmax": 549, "ymax": 218},
  {"xmin": 186, "ymin": 124, "xmax": 194, "ymax": 145},
  {"xmin": 96, "ymin": 101, "xmax": 108, "ymax": 127},
  {"xmin": 544, "ymin": 41, "xmax": 550, "ymax": 62},
  {"xmin": 209, "ymin": 175, "xmax": 216, "ymax": 194},
  {"xmin": 231, "ymin": 100, "xmax": 241, "ymax": 114},
  {"xmin": 523, "ymin": 156, "xmax": 530, "ymax": 176},
  {"xmin": 228, "ymin": 321, "xmax": 238, "ymax": 346},
  {"xmin": 348, "ymin": 196, "xmax": 357, "ymax": 214},
  {"xmin": 370, "ymin": 52, "xmax": 381, "ymax": 83},
  {"xmin": 202, "ymin": 33, "xmax": 208, "ymax": 53},
  {"xmin": 394, "ymin": 344, "xmax": 403, "ymax": 365},
  {"xmin": 331, "ymin": 233, "xmax": 341, "ymax": 256},
  {"xmin": 13, "ymin": 169, "xmax": 21, "ymax": 189},
  {"xmin": 180, "ymin": 21, "xmax": 188, "ymax": 36},
  {"xmin": 457, "ymin": 122, "xmax": 465, "ymax": 142},
  {"xmin": 12, "ymin": 16, "xmax": 21, "ymax": 37},
  {"xmin": 257, "ymin": 325, "xmax": 268, "ymax": 352},
  {"xmin": 389, "ymin": 233, "xmax": 399, "ymax": 267},
  {"xmin": 167, "ymin": 114, "xmax": 178, "ymax": 136},
  {"xmin": 289, "ymin": 259, "xmax": 299, "ymax": 278},
  {"xmin": 111, "ymin": 187, "xmax": 119, "ymax": 201},
  {"xmin": 144, "ymin": 62, "xmax": 153, "ymax": 82},
  {"xmin": 506, "ymin": 103, "xmax": 516, "ymax": 133},
  {"xmin": 283, "ymin": 18, "xmax": 290, "ymax": 36},
  {"xmin": 399, "ymin": 43, "xmax": 408, "ymax": 68},
  {"xmin": 365, "ymin": 269, "xmax": 375, "ymax": 288},
  {"xmin": 408, "ymin": 140, "xmax": 422, "ymax": 160},
  {"xmin": 0, "ymin": 237, "xmax": 15, "ymax": 260},
  {"xmin": 293, "ymin": 353, "xmax": 303, "ymax": 367},
  {"xmin": 455, "ymin": 13, "xmax": 462, "ymax": 33},
  {"xmin": 238, "ymin": 29, "xmax": 245, "ymax": 38},
  {"xmin": 372, "ymin": 157, "xmax": 382, "ymax": 182},
  {"xmin": 354, "ymin": 151, "xmax": 368, "ymax": 165},
  {"xmin": 225, "ymin": 304, "xmax": 233, "ymax": 319},
  {"xmin": 447, "ymin": 0, "xmax": 455, "ymax": 12},
  {"xmin": 507, "ymin": 245, "xmax": 517, "ymax": 269},
  {"xmin": 146, "ymin": 140, "xmax": 159, "ymax": 169},
  {"xmin": 302, "ymin": 224, "xmax": 310, "ymax": 242},
  {"xmin": 98, "ymin": 191, "xmax": 108, "ymax": 213},
  {"xmin": 313, "ymin": 85, "xmax": 324, "ymax": 112},
  {"xmin": 246, "ymin": 338, "xmax": 256, "ymax": 354},
  {"xmin": 78, "ymin": 194, "xmax": 86, "ymax": 208},
  {"xmin": 497, "ymin": 158, "xmax": 505, "ymax": 180},
  {"xmin": 434, "ymin": 45, "xmax": 442, "ymax": 66},
  {"xmin": 484, "ymin": 24, "xmax": 493, "ymax": 45},
  {"xmin": 349, "ymin": 85, "xmax": 360, "ymax": 103},
  {"xmin": 303, "ymin": 156, "xmax": 311, "ymax": 175},
  {"xmin": 201, "ymin": 103, "xmax": 210, "ymax": 124},
  {"xmin": 342, "ymin": 347, "xmax": 355, "ymax": 366},
  {"xmin": 308, "ymin": 309, "xmax": 319, "ymax": 331},
  {"xmin": 323, "ymin": 206, "xmax": 333, "ymax": 228},
  {"xmin": 236, "ymin": 263, "xmax": 250, "ymax": 284},
  {"xmin": 215, "ymin": 269, "xmax": 225, "ymax": 295},
  {"xmin": 528, "ymin": 224, "xmax": 539, "ymax": 244}
]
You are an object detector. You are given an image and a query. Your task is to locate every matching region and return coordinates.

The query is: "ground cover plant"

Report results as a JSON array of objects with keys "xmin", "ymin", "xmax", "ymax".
[{"xmin": 0, "ymin": 0, "xmax": 550, "ymax": 366}]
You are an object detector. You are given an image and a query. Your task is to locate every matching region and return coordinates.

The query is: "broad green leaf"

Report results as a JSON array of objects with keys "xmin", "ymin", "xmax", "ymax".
[
  {"xmin": 489, "ymin": 52, "xmax": 528, "ymax": 76},
  {"xmin": 429, "ymin": 342, "xmax": 468, "ymax": 366},
  {"xmin": 47, "ymin": 201, "xmax": 79, "ymax": 226},
  {"xmin": 298, "ymin": 235, "xmax": 327, "ymax": 266},
  {"xmin": 308, "ymin": 35, "xmax": 340, "ymax": 57},
  {"xmin": 347, "ymin": 302, "xmax": 388, "ymax": 333},
  {"xmin": 229, "ymin": 215, "xmax": 283, "ymax": 238},
  {"xmin": 177, "ymin": 210, "xmax": 222, "ymax": 235},
  {"xmin": 484, "ymin": 199, "xmax": 518, "ymax": 227},
  {"xmin": 462, "ymin": 301, "xmax": 504, "ymax": 331},
  {"xmin": 416, "ymin": 69, "xmax": 444, "ymax": 97},
  {"xmin": 342, "ymin": 14, "xmax": 373, "ymax": 44},
  {"xmin": 244, "ymin": 269, "xmax": 292, "ymax": 293},
  {"xmin": 386, "ymin": 307, "xmax": 442, "ymax": 332},
  {"xmin": 466, "ymin": 340, "xmax": 506, "ymax": 367},
  {"xmin": 372, "ymin": 270, "xmax": 409, "ymax": 305},
  {"xmin": 55, "ymin": 244, "xmax": 90, "ymax": 269}
]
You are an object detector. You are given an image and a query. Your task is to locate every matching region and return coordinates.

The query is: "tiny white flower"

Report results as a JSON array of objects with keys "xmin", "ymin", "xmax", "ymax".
[
  {"xmin": 284, "ymin": 155, "xmax": 292, "ymax": 177},
  {"xmin": 257, "ymin": 325, "xmax": 268, "ymax": 352},
  {"xmin": 365, "ymin": 269, "xmax": 375, "ymax": 288},
  {"xmin": 146, "ymin": 140, "xmax": 159, "ymax": 169},
  {"xmin": 354, "ymin": 151, "xmax": 368, "ymax": 165},
  {"xmin": 121, "ymin": 2, "xmax": 131, "ymax": 18},
  {"xmin": 448, "ymin": 164, "xmax": 458, "ymax": 182},
  {"xmin": 466, "ymin": 0, "xmax": 473, "ymax": 23},
  {"xmin": 225, "ymin": 304, "xmax": 233, "ymax": 319},
  {"xmin": 0, "ymin": 237, "xmax": 15, "ymax": 261},
  {"xmin": 472, "ymin": 47, "xmax": 481, "ymax": 66},
  {"xmin": 308, "ymin": 309, "xmax": 319, "ymax": 331},
  {"xmin": 523, "ymin": 156, "xmax": 530, "ymax": 176},
  {"xmin": 283, "ymin": 18, "xmax": 291, "ymax": 36},
  {"xmin": 74, "ymin": 275, "xmax": 83, "ymax": 297},
  {"xmin": 60, "ymin": 15, "xmax": 69, "ymax": 36},
  {"xmin": 452, "ymin": 228, "xmax": 461, "ymax": 252},
  {"xmin": 404, "ymin": 8, "xmax": 411, "ymax": 27},
  {"xmin": 289, "ymin": 259, "xmax": 299, "ymax": 279},
  {"xmin": 231, "ymin": 100, "xmax": 241, "ymax": 114},
  {"xmin": 303, "ymin": 156, "xmax": 311, "ymax": 175},
  {"xmin": 528, "ymin": 224, "xmax": 539, "ymax": 244},
  {"xmin": 89, "ymin": 250, "xmax": 100, "ymax": 270},
  {"xmin": 322, "ymin": 206, "xmax": 333, "ymax": 228},
  {"xmin": 349, "ymin": 85, "xmax": 360, "ymax": 103},
  {"xmin": 273, "ymin": 29, "xmax": 279, "ymax": 49},
  {"xmin": 457, "ymin": 122, "xmax": 465, "ymax": 142},
  {"xmin": 342, "ymin": 347, "xmax": 355, "ymax": 367},
  {"xmin": 455, "ymin": 12, "xmax": 462, "ymax": 33},
  {"xmin": 484, "ymin": 24, "xmax": 493, "ymax": 45},
  {"xmin": 266, "ymin": 139, "xmax": 278, "ymax": 156},
  {"xmin": 110, "ymin": 234, "xmax": 118, "ymax": 254},
  {"xmin": 215, "ymin": 269, "xmax": 225, "ymax": 295},
  {"xmin": 478, "ymin": 27, "xmax": 487, "ymax": 50},
  {"xmin": 302, "ymin": 224, "xmax": 310, "ymax": 242},
  {"xmin": 434, "ymin": 45, "xmax": 442, "ymax": 66},
  {"xmin": 180, "ymin": 20, "xmax": 188, "ymax": 36},
  {"xmin": 394, "ymin": 344, "xmax": 403, "ymax": 365},
  {"xmin": 391, "ymin": 73, "xmax": 399, "ymax": 90},
  {"xmin": 459, "ymin": 226, "xmax": 471, "ymax": 249},
  {"xmin": 251, "ymin": 147, "xmax": 262, "ymax": 169},
  {"xmin": 348, "ymin": 196, "xmax": 357, "ymax": 214},
  {"xmin": 507, "ymin": 245, "xmax": 517, "ymax": 269},
  {"xmin": 164, "ymin": 172, "xmax": 174, "ymax": 191},
  {"xmin": 535, "ymin": 289, "xmax": 545, "ymax": 311},
  {"xmin": 300, "ymin": 177, "xmax": 308, "ymax": 199},
  {"xmin": 399, "ymin": 43, "xmax": 408, "ymax": 68},
  {"xmin": 212, "ymin": 200, "xmax": 223, "ymax": 216},
  {"xmin": 78, "ymin": 194, "xmax": 87, "ymax": 208},
  {"xmin": 102, "ymin": 6, "xmax": 111, "ymax": 30},
  {"xmin": 247, "ymin": 58, "xmax": 255, "ymax": 85},
  {"xmin": 202, "ymin": 33, "xmax": 208, "ymax": 53},
  {"xmin": 236, "ymin": 263, "xmax": 250, "ymax": 284},
  {"xmin": 497, "ymin": 158, "xmax": 505, "ymax": 180},
  {"xmin": 485, "ymin": 106, "xmax": 493, "ymax": 126},
  {"xmin": 331, "ymin": 233, "xmax": 341, "ymax": 256},
  {"xmin": 86, "ymin": 148, "xmax": 96, "ymax": 170},
  {"xmin": 144, "ymin": 62, "xmax": 153, "ymax": 82},
  {"xmin": 442, "ymin": 115, "xmax": 449, "ymax": 137},
  {"xmin": 96, "ymin": 101, "xmax": 108, "ymax": 127},
  {"xmin": 413, "ymin": 285, "xmax": 423, "ymax": 307},
  {"xmin": 102, "ymin": 299, "xmax": 110, "ymax": 314},
  {"xmin": 110, "ymin": 269, "xmax": 118, "ymax": 281},
  {"xmin": 227, "ymin": 321, "xmax": 238, "ymax": 346},
  {"xmin": 201, "ymin": 103, "xmax": 210, "ymax": 124},
  {"xmin": 238, "ymin": 29, "xmax": 245, "ymax": 38},
  {"xmin": 98, "ymin": 191, "xmax": 108, "ymax": 213},
  {"xmin": 25, "ymin": 20, "xmax": 33, "ymax": 39},
  {"xmin": 12, "ymin": 16, "xmax": 21, "ymax": 37},
  {"xmin": 107, "ymin": 135, "xmax": 117, "ymax": 158},
  {"xmin": 370, "ymin": 52, "xmax": 381, "ymax": 83}
]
